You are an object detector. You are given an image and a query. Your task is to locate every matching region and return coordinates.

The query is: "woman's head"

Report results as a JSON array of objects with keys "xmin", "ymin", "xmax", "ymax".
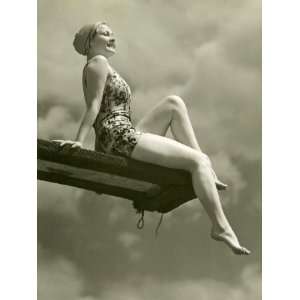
[{"xmin": 73, "ymin": 22, "xmax": 116, "ymax": 58}]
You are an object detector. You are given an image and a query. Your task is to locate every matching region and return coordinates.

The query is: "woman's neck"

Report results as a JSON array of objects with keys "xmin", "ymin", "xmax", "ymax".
[
  {"xmin": 87, "ymin": 48, "xmax": 111, "ymax": 61},
  {"xmin": 85, "ymin": 54, "xmax": 115, "ymax": 74}
]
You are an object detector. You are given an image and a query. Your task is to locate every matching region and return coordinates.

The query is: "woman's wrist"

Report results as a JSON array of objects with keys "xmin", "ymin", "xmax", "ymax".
[
  {"xmin": 75, "ymin": 125, "xmax": 90, "ymax": 144},
  {"xmin": 74, "ymin": 137, "xmax": 84, "ymax": 145}
]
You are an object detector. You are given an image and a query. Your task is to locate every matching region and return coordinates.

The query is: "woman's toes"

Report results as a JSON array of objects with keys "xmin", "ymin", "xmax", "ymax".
[
  {"xmin": 211, "ymin": 229, "xmax": 251, "ymax": 255},
  {"xmin": 242, "ymin": 247, "xmax": 251, "ymax": 255},
  {"xmin": 216, "ymin": 181, "xmax": 228, "ymax": 190},
  {"xmin": 215, "ymin": 177, "xmax": 228, "ymax": 187},
  {"xmin": 232, "ymin": 245, "xmax": 251, "ymax": 255}
]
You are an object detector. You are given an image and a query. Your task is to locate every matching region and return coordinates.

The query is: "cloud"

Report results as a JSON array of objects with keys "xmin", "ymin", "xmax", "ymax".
[
  {"xmin": 37, "ymin": 181, "xmax": 84, "ymax": 217},
  {"xmin": 219, "ymin": 1, "xmax": 261, "ymax": 70},
  {"xmin": 107, "ymin": 199, "xmax": 128, "ymax": 224},
  {"xmin": 181, "ymin": 39, "xmax": 261, "ymax": 160},
  {"xmin": 38, "ymin": 250, "xmax": 83, "ymax": 300},
  {"xmin": 117, "ymin": 231, "xmax": 143, "ymax": 262},
  {"xmin": 38, "ymin": 252, "xmax": 260, "ymax": 300},
  {"xmin": 98, "ymin": 264, "xmax": 261, "ymax": 300},
  {"xmin": 38, "ymin": 106, "xmax": 78, "ymax": 140},
  {"xmin": 117, "ymin": 231, "xmax": 140, "ymax": 248},
  {"xmin": 38, "ymin": 104, "xmax": 95, "ymax": 149}
]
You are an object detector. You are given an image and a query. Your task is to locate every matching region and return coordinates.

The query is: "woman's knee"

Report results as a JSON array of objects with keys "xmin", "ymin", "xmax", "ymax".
[
  {"xmin": 188, "ymin": 152, "xmax": 211, "ymax": 173},
  {"xmin": 164, "ymin": 95, "xmax": 187, "ymax": 114}
]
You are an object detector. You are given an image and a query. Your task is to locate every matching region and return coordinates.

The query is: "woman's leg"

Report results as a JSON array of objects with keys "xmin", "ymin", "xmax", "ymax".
[
  {"xmin": 131, "ymin": 133, "xmax": 250, "ymax": 255},
  {"xmin": 136, "ymin": 95, "xmax": 200, "ymax": 148},
  {"xmin": 136, "ymin": 95, "xmax": 227, "ymax": 189}
]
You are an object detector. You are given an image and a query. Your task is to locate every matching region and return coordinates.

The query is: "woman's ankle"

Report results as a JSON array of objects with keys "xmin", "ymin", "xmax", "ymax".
[{"xmin": 211, "ymin": 222, "xmax": 232, "ymax": 235}]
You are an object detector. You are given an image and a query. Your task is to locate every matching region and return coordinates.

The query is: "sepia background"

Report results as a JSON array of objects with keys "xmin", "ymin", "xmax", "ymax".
[{"xmin": 37, "ymin": 0, "xmax": 261, "ymax": 299}]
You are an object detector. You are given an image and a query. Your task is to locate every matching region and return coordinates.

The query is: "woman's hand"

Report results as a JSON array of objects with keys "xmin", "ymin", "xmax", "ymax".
[{"xmin": 52, "ymin": 140, "xmax": 83, "ymax": 149}]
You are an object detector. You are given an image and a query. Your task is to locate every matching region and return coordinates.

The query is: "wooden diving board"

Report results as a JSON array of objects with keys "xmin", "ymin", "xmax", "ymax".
[{"xmin": 37, "ymin": 139, "xmax": 197, "ymax": 213}]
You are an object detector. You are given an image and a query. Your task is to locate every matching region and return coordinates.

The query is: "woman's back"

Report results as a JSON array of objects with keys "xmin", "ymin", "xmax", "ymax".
[{"xmin": 82, "ymin": 56, "xmax": 133, "ymax": 125}]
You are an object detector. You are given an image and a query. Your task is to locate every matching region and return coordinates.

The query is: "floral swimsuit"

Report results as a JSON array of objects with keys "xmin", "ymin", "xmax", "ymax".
[{"xmin": 85, "ymin": 65, "xmax": 143, "ymax": 157}]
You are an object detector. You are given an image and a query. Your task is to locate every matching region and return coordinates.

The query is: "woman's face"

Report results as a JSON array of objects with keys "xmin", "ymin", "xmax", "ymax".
[{"xmin": 90, "ymin": 24, "xmax": 116, "ymax": 58}]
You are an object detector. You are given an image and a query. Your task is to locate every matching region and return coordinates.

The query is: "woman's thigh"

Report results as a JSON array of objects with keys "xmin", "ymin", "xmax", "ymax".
[
  {"xmin": 131, "ymin": 132, "xmax": 200, "ymax": 171},
  {"xmin": 135, "ymin": 97, "xmax": 173, "ymax": 136}
]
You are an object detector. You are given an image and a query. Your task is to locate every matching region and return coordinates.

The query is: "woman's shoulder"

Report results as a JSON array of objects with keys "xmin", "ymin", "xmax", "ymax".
[
  {"xmin": 85, "ymin": 55, "xmax": 109, "ymax": 78},
  {"xmin": 87, "ymin": 54, "xmax": 108, "ymax": 65},
  {"xmin": 86, "ymin": 55, "xmax": 109, "ymax": 69}
]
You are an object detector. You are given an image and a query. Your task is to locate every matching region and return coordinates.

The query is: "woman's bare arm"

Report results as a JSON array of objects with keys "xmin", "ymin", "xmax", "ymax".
[
  {"xmin": 54, "ymin": 56, "xmax": 109, "ymax": 148},
  {"xmin": 75, "ymin": 56, "xmax": 109, "ymax": 144}
]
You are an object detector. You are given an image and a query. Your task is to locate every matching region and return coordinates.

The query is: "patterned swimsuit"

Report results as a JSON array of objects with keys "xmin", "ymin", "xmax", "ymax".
[{"xmin": 85, "ymin": 65, "xmax": 143, "ymax": 157}]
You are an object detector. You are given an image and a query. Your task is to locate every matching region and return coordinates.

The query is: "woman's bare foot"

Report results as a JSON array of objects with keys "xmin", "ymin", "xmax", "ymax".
[
  {"xmin": 215, "ymin": 179, "xmax": 228, "ymax": 191},
  {"xmin": 210, "ymin": 226, "xmax": 251, "ymax": 255},
  {"xmin": 199, "ymin": 153, "xmax": 228, "ymax": 190},
  {"xmin": 210, "ymin": 166, "xmax": 228, "ymax": 190}
]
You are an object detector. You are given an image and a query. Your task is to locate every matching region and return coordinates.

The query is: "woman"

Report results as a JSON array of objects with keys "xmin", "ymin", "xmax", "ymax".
[{"xmin": 55, "ymin": 21, "xmax": 250, "ymax": 255}]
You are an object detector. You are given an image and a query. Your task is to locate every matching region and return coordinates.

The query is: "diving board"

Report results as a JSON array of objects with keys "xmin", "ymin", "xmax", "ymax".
[{"xmin": 37, "ymin": 139, "xmax": 197, "ymax": 213}]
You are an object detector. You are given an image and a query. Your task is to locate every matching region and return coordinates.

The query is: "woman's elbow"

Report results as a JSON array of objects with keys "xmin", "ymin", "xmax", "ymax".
[
  {"xmin": 87, "ymin": 100, "xmax": 100, "ymax": 115},
  {"xmin": 84, "ymin": 105, "xmax": 99, "ymax": 123}
]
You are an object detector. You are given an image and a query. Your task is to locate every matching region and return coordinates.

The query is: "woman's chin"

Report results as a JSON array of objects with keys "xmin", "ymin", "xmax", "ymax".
[{"xmin": 105, "ymin": 47, "xmax": 116, "ymax": 56}]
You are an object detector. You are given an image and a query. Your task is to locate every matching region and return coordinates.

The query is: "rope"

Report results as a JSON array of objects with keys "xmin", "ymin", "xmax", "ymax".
[
  {"xmin": 155, "ymin": 213, "xmax": 164, "ymax": 237},
  {"xmin": 135, "ymin": 206, "xmax": 164, "ymax": 236},
  {"xmin": 136, "ymin": 209, "xmax": 145, "ymax": 229}
]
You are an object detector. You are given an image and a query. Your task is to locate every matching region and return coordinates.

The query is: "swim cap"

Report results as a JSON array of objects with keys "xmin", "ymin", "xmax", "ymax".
[{"xmin": 73, "ymin": 22, "xmax": 106, "ymax": 56}]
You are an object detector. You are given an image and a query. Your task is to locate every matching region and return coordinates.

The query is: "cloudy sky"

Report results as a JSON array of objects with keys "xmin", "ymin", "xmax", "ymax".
[{"xmin": 37, "ymin": 0, "xmax": 261, "ymax": 299}]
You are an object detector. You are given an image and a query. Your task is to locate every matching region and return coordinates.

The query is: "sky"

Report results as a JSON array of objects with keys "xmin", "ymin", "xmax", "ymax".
[{"xmin": 37, "ymin": 0, "xmax": 261, "ymax": 299}]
